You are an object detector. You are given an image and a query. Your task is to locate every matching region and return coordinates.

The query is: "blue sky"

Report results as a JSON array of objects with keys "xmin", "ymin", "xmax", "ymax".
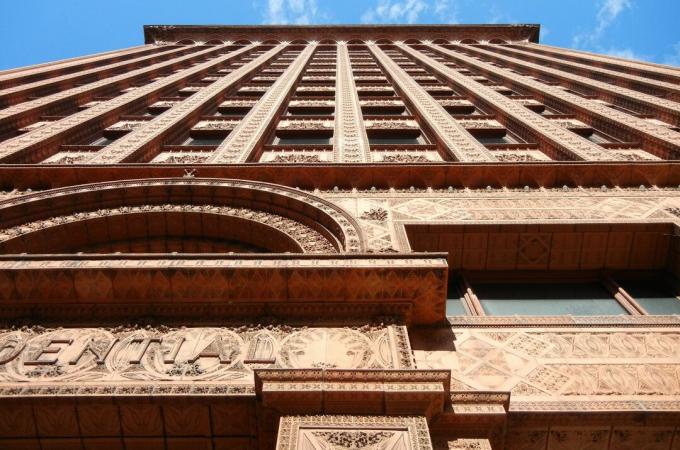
[{"xmin": 1, "ymin": 0, "xmax": 679, "ymax": 70}]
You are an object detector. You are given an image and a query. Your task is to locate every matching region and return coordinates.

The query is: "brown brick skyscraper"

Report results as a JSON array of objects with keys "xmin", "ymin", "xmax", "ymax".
[{"xmin": 0, "ymin": 24, "xmax": 679, "ymax": 450}]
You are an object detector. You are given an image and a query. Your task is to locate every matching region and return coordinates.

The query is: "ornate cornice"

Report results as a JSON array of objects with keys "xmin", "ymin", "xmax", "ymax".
[{"xmin": 144, "ymin": 24, "xmax": 541, "ymax": 45}]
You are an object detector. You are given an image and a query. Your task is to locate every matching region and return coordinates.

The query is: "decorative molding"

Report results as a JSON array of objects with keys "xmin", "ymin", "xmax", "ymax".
[
  {"xmin": 207, "ymin": 43, "xmax": 318, "ymax": 163},
  {"xmin": 86, "ymin": 43, "xmax": 285, "ymax": 163},
  {"xmin": 368, "ymin": 44, "xmax": 495, "ymax": 162},
  {"xmin": 276, "ymin": 415, "xmax": 433, "ymax": 450},
  {"xmin": 0, "ymin": 178, "xmax": 365, "ymax": 253},
  {"xmin": 334, "ymin": 44, "xmax": 371, "ymax": 162},
  {"xmin": 0, "ymin": 203, "xmax": 335, "ymax": 254},
  {"xmin": 401, "ymin": 43, "xmax": 615, "ymax": 161},
  {"xmin": 0, "ymin": 325, "xmax": 412, "ymax": 391}
]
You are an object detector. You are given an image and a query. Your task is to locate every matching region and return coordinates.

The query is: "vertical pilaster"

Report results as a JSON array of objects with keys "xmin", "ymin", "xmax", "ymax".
[
  {"xmin": 333, "ymin": 43, "xmax": 371, "ymax": 162},
  {"xmin": 207, "ymin": 43, "xmax": 317, "ymax": 164},
  {"xmin": 0, "ymin": 45, "xmax": 212, "ymax": 135},
  {"xmin": 0, "ymin": 43, "xmax": 252, "ymax": 163},
  {"xmin": 0, "ymin": 45, "xmax": 191, "ymax": 107},
  {"xmin": 368, "ymin": 43, "xmax": 495, "ymax": 162},
  {"xmin": 0, "ymin": 45, "xmax": 154, "ymax": 87},
  {"xmin": 458, "ymin": 44, "xmax": 680, "ymax": 126},
  {"xmin": 525, "ymin": 42, "xmax": 680, "ymax": 84},
  {"xmin": 430, "ymin": 43, "xmax": 680, "ymax": 158},
  {"xmin": 481, "ymin": 45, "xmax": 680, "ymax": 102},
  {"xmin": 87, "ymin": 43, "xmax": 286, "ymax": 163},
  {"xmin": 398, "ymin": 43, "xmax": 613, "ymax": 161}
]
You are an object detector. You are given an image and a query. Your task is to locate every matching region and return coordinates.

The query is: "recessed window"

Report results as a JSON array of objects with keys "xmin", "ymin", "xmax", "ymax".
[
  {"xmin": 369, "ymin": 136, "xmax": 423, "ymax": 145},
  {"xmin": 618, "ymin": 280, "xmax": 680, "ymax": 315},
  {"xmin": 475, "ymin": 135, "xmax": 517, "ymax": 145},
  {"xmin": 474, "ymin": 282, "xmax": 629, "ymax": 316},
  {"xmin": 90, "ymin": 136, "xmax": 116, "ymax": 146},
  {"xmin": 446, "ymin": 283, "xmax": 468, "ymax": 315},
  {"xmin": 275, "ymin": 136, "xmax": 332, "ymax": 145},
  {"xmin": 182, "ymin": 137, "xmax": 224, "ymax": 146}
]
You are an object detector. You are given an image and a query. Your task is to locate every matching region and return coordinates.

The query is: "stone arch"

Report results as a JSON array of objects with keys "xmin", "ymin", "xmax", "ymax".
[
  {"xmin": 489, "ymin": 38, "xmax": 507, "ymax": 44},
  {"xmin": 0, "ymin": 178, "xmax": 365, "ymax": 254},
  {"xmin": 205, "ymin": 39, "xmax": 225, "ymax": 46},
  {"xmin": 347, "ymin": 39, "xmax": 365, "ymax": 45},
  {"xmin": 404, "ymin": 39, "xmax": 421, "ymax": 45},
  {"xmin": 262, "ymin": 40, "xmax": 281, "ymax": 45},
  {"xmin": 234, "ymin": 39, "xmax": 253, "ymax": 45},
  {"xmin": 290, "ymin": 39, "xmax": 309, "ymax": 45},
  {"xmin": 177, "ymin": 39, "xmax": 196, "ymax": 45},
  {"xmin": 460, "ymin": 39, "xmax": 479, "ymax": 45},
  {"xmin": 432, "ymin": 39, "xmax": 449, "ymax": 45}
]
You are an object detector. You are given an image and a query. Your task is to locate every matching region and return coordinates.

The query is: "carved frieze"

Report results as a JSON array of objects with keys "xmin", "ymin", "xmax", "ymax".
[
  {"xmin": 412, "ymin": 326, "xmax": 680, "ymax": 411},
  {"xmin": 0, "ymin": 325, "xmax": 413, "ymax": 394},
  {"xmin": 278, "ymin": 118, "xmax": 334, "ymax": 130}
]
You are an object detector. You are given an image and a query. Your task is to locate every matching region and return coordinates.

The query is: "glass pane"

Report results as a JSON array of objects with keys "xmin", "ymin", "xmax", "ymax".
[
  {"xmin": 446, "ymin": 298, "xmax": 467, "ymax": 315},
  {"xmin": 618, "ymin": 280, "xmax": 680, "ymax": 315},
  {"xmin": 276, "ymin": 137, "xmax": 331, "ymax": 145},
  {"xmin": 183, "ymin": 137, "xmax": 224, "ymax": 146},
  {"xmin": 369, "ymin": 137, "xmax": 422, "ymax": 145},
  {"xmin": 475, "ymin": 282, "xmax": 628, "ymax": 316}
]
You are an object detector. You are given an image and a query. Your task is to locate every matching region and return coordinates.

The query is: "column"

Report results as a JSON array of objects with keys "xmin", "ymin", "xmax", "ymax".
[
  {"xmin": 368, "ymin": 43, "xmax": 495, "ymax": 162},
  {"xmin": 207, "ymin": 43, "xmax": 317, "ymax": 164},
  {"xmin": 399, "ymin": 43, "xmax": 613, "ymax": 161},
  {"xmin": 0, "ymin": 43, "xmax": 252, "ymax": 163},
  {"xmin": 87, "ymin": 43, "xmax": 286, "ymax": 163},
  {"xmin": 333, "ymin": 42, "xmax": 370, "ymax": 162}
]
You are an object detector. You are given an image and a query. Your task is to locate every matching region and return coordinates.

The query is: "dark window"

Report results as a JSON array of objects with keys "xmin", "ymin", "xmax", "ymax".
[
  {"xmin": 369, "ymin": 136, "xmax": 423, "ymax": 145},
  {"xmin": 275, "ymin": 136, "xmax": 332, "ymax": 145}
]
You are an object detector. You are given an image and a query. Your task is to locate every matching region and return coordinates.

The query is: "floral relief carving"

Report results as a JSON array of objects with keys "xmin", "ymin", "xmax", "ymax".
[
  {"xmin": 382, "ymin": 154, "xmax": 430, "ymax": 163},
  {"xmin": 0, "ymin": 203, "xmax": 336, "ymax": 253},
  {"xmin": 311, "ymin": 431, "xmax": 395, "ymax": 448},
  {"xmin": 271, "ymin": 153, "xmax": 322, "ymax": 163}
]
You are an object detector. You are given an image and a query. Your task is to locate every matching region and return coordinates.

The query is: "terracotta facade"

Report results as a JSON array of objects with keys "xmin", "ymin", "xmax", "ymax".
[{"xmin": 0, "ymin": 24, "xmax": 679, "ymax": 449}]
